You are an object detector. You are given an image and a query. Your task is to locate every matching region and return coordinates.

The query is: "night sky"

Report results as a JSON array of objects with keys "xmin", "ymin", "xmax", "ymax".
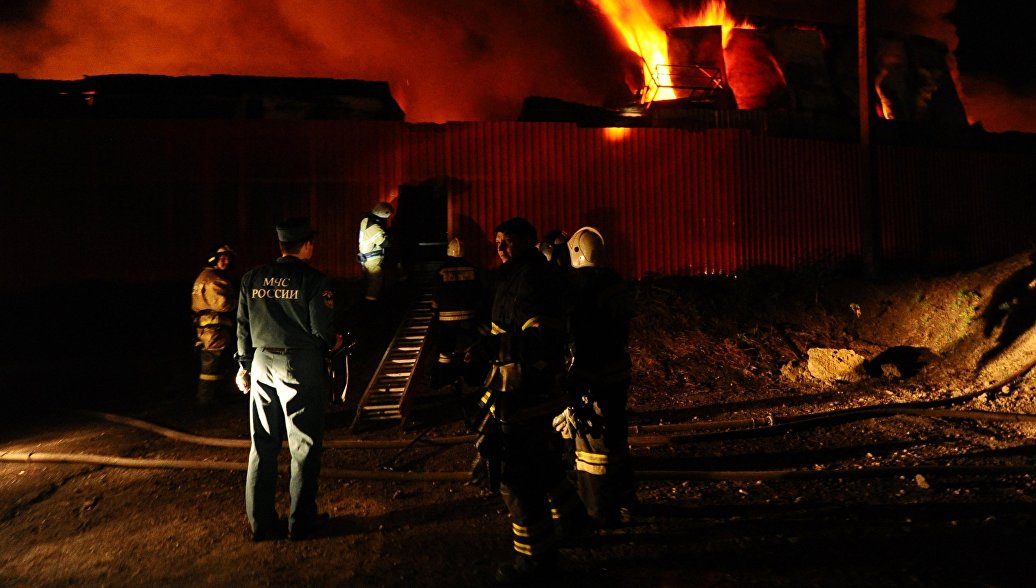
[{"xmin": 1, "ymin": 0, "xmax": 1033, "ymax": 131}]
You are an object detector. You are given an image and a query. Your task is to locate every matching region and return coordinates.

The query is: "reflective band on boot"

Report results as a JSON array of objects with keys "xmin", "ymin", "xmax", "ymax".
[{"xmin": 512, "ymin": 519, "xmax": 555, "ymax": 556}]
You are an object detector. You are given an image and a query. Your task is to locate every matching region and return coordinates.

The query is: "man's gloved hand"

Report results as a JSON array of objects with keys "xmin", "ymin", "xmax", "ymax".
[
  {"xmin": 552, "ymin": 407, "xmax": 576, "ymax": 439},
  {"xmin": 235, "ymin": 367, "xmax": 251, "ymax": 394}
]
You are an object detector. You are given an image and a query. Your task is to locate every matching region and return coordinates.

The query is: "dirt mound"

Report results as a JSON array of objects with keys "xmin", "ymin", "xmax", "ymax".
[{"xmin": 628, "ymin": 251, "xmax": 1036, "ymax": 419}]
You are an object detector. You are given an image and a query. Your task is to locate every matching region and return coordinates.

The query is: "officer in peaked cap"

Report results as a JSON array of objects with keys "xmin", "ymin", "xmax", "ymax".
[
  {"xmin": 235, "ymin": 216, "xmax": 342, "ymax": 541},
  {"xmin": 275, "ymin": 217, "xmax": 317, "ymax": 242}
]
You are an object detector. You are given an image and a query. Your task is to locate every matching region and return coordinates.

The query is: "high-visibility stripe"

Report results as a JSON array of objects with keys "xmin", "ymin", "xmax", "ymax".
[
  {"xmin": 440, "ymin": 267, "xmax": 476, "ymax": 282},
  {"xmin": 512, "ymin": 519, "xmax": 556, "ymax": 556},
  {"xmin": 491, "ymin": 323, "xmax": 507, "ymax": 335},
  {"xmin": 548, "ymin": 481, "xmax": 584, "ymax": 520},
  {"xmin": 575, "ymin": 460, "xmax": 607, "ymax": 476},
  {"xmin": 438, "ymin": 354, "xmax": 452, "ymax": 364},
  {"xmin": 576, "ymin": 450, "xmax": 609, "ymax": 475},
  {"xmin": 438, "ymin": 309, "xmax": 475, "ymax": 321},
  {"xmin": 197, "ymin": 315, "xmax": 232, "ymax": 327},
  {"xmin": 512, "ymin": 519, "xmax": 552, "ymax": 538},
  {"xmin": 199, "ymin": 374, "xmax": 223, "ymax": 381},
  {"xmin": 520, "ymin": 315, "xmax": 564, "ymax": 332},
  {"xmin": 575, "ymin": 450, "xmax": 609, "ymax": 465},
  {"xmin": 512, "ymin": 537, "xmax": 557, "ymax": 556}
]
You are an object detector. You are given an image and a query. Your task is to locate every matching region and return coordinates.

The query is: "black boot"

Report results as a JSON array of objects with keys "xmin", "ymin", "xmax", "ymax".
[{"xmin": 494, "ymin": 553, "xmax": 558, "ymax": 585}]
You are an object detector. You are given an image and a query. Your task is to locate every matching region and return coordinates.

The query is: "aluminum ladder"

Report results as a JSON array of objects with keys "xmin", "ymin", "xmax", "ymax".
[{"xmin": 348, "ymin": 285, "xmax": 435, "ymax": 431}]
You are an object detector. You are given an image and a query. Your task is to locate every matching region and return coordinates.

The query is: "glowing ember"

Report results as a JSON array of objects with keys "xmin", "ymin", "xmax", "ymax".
[{"xmin": 587, "ymin": 0, "xmax": 752, "ymax": 102}]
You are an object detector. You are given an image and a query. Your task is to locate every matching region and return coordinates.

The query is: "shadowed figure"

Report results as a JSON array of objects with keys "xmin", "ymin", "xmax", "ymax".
[{"xmin": 977, "ymin": 252, "xmax": 1036, "ymax": 369}]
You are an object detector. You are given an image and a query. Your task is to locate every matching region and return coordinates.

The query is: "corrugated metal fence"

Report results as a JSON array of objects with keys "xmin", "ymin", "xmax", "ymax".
[{"xmin": 2, "ymin": 120, "xmax": 1033, "ymax": 290}]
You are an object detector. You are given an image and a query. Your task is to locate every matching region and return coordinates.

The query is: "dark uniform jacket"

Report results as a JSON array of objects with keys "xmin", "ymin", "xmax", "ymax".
[
  {"xmin": 433, "ymin": 256, "xmax": 482, "ymax": 322},
  {"xmin": 567, "ymin": 267, "xmax": 632, "ymax": 386},
  {"xmin": 489, "ymin": 251, "xmax": 567, "ymax": 414},
  {"xmin": 236, "ymin": 256, "xmax": 336, "ymax": 370}
]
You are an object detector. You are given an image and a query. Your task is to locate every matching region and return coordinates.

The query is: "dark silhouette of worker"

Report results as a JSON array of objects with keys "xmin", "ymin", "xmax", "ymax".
[
  {"xmin": 476, "ymin": 217, "xmax": 587, "ymax": 584},
  {"xmin": 429, "ymin": 237, "xmax": 485, "ymax": 390},
  {"xmin": 977, "ymin": 251, "xmax": 1036, "ymax": 369},
  {"xmin": 555, "ymin": 226, "xmax": 637, "ymax": 528}
]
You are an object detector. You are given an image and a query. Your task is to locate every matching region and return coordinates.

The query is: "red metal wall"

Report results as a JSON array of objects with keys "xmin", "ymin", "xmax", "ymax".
[
  {"xmin": 394, "ymin": 123, "xmax": 863, "ymax": 277},
  {"xmin": 878, "ymin": 144, "xmax": 1036, "ymax": 268},
  {"xmin": 2, "ymin": 119, "xmax": 1032, "ymax": 292}
]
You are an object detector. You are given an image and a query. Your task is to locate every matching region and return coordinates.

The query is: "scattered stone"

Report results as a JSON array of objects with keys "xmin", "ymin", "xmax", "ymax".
[
  {"xmin": 806, "ymin": 348, "xmax": 867, "ymax": 383},
  {"xmin": 779, "ymin": 360, "xmax": 807, "ymax": 383},
  {"xmin": 881, "ymin": 364, "xmax": 902, "ymax": 380}
]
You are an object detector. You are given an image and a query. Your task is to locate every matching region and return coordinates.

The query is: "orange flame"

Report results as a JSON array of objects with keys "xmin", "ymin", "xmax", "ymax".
[{"xmin": 588, "ymin": 0, "xmax": 752, "ymax": 102}]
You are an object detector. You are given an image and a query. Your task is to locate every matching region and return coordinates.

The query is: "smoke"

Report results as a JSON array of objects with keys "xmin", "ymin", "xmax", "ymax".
[
  {"xmin": 958, "ymin": 75, "xmax": 1036, "ymax": 134},
  {"xmin": 0, "ymin": 0, "xmax": 630, "ymax": 122}
]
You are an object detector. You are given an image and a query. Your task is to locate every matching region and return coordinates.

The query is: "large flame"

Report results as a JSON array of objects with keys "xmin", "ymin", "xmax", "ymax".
[{"xmin": 587, "ymin": 0, "xmax": 751, "ymax": 102}]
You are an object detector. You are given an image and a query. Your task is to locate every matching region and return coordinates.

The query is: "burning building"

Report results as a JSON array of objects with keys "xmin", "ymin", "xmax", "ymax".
[
  {"xmin": 0, "ymin": 0, "xmax": 1033, "ymax": 292},
  {"xmin": 522, "ymin": 0, "xmax": 968, "ymax": 135}
]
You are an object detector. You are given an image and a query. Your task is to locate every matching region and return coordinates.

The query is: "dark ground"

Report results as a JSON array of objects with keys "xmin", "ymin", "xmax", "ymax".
[{"xmin": 3, "ymin": 252, "xmax": 1036, "ymax": 587}]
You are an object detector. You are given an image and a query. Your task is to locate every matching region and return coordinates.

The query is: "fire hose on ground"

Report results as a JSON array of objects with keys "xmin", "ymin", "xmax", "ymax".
[
  {"xmin": 3, "ymin": 358, "xmax": 1034, "ymax": 483},
  {"xmin": 4, "ymin": 449, "xmax": 1036, "ymax": 483}
]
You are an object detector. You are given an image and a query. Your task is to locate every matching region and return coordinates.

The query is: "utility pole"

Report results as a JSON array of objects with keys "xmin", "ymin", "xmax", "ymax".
[{"xmin": 858, "ymin": 0, "xmax": 880, "ymax": 275}]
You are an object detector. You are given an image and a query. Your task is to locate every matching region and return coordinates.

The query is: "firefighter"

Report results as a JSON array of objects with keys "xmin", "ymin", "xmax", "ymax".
[
  {"xmin": 357, "ymin": 201, "xmax": 394, "ymax": 301},
  {"xmin": 556, "ymin": 226, "xmax": 637, "ymax": 528},
  {"xmin": 537, "ymin": 229, "xmax": 571, "ymax": 270},
  {"xmin": 430, "ymin": 237, "xmax": 485, "ymax": 390},
  {"xmin": 235, "ymin": 217, "xmax": 342, "ymax": 541},
  {"xmin": 191, "ymin": 245, "xmax": 238, "ymax": 406},
  {"xmin": 479, "ymin": 217, "xmax": 587, "ymax": 584}
]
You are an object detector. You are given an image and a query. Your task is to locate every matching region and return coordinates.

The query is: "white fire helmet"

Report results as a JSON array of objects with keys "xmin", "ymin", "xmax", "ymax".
[
  {"xmin": 568, "ymin": 226, "xmax": 606, "ymax": 269},
  {"xmin": 372, "ymin": 202, "xmax": 394, "ymax": 219},
  {"xmin": 208, "ymin": 244, "xmax": 237, "ymax": 265},
  {"xmin": 447, "ymin": 237, "xmax": 464, "ymax": 258}
]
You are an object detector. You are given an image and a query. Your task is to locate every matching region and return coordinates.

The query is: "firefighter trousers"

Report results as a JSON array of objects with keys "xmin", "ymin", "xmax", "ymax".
[
  {"xmin": 499, "ymin": 418, "xmax": 586, "ymax": 558},
  {"xmin": 572, "ymin": 381, "xmax": 636, "ymax": 525}
]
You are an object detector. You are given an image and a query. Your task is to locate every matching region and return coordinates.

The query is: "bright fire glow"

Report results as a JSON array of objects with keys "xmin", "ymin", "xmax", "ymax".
[
  {"xmin": 603, "ymin": 126, "xmax": 632, "ymax": 141},
  {"xmin": 587, "ymin": 0, "xmax": 752, "ymax": 102}
]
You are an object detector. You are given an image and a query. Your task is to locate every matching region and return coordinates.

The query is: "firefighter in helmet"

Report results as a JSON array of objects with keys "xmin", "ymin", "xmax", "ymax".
[
  {"xmin": 477, "ymin": 217, "xmax": 587, "ymax": 583},
  {"xmin": 430, "ymin": 237, "xmax": 485, "ymax": 390},
  {"xmin": 191, "ymin": 245, "xmax": 238, "ymax": 406},
  {"xmin": 537, "ymin": 229, "xmax": 571, "ymax": 270},
  {"xmin": 555, "ymin": 226, "xmax": 637, "ymax": 527},
  {"xmin": 357, "ymin": 202, "xmax": 394, "ymax": 301}
]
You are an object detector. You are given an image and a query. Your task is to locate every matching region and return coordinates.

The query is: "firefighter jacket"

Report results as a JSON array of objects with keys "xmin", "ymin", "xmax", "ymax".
[
  {"xmin": 487, "ymin": 250, "xmax": 568, "ymax": 419},
  {"xmin": 567, "ymin": 266, "xmax": 632, "ymax": 387},
  {"xmin": 235, "ymin": 256, "xmax": 337, "ymax": 371},
  {"xmin": 357, "ymin": 213, "xmax": 388, "ymax": 262},
  {"xmin": 433, "ymin": 256, "xmax": 482, "ymax": 322},
  {"xmin": 192, "ymin": 267, "xmax": 237, "ymax": 327}
]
